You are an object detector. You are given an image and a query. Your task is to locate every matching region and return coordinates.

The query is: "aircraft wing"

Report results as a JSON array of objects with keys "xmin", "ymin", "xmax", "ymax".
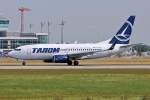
[{"xmin": 67, "ymin": 50, "xmax": 102, "ymax": 60}]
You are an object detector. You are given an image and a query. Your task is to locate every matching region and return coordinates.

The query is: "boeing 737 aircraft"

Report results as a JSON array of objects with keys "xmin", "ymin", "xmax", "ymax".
[{"xmin": 8, "ymin": 16, "xmax": 135, "ymax": 66}]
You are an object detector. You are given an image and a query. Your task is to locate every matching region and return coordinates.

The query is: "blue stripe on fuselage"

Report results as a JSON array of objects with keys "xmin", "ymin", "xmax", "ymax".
[{"xmin": 32, "ymin": 48, "xmax": 60, "ymax": 53}]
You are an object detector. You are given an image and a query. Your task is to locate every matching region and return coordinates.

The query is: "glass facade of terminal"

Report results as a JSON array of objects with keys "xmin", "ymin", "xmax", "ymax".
[
  {"xmin": 0, "ymin": 20, "xmax": 9, "ymax": 28},
  {"xmin": 0, "ymin": 34, "xmax": 49, "ymax": 50},
  {"xmin": 0, "ymin": 19, "xmax": 9, "ymax": 37},
  {"xmin": 0, "ymin": 17, "xmax": 49, "ymax": 50},
  {"xmin": 10, "ymin": 39, "xmax": 38, "ymax": 49},
  {"xmin": 0, "ymin": 39, "xmax": 38, "ymax": 49},
  {"xmin": 37, "ymin": 35, "xmax": 48, "ymax": 44}
]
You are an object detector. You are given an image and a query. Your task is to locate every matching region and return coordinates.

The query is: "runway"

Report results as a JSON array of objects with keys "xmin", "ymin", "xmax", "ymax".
[{"xmin": 0, "ymin": 64, "xmax": 150, "ymax": 69}]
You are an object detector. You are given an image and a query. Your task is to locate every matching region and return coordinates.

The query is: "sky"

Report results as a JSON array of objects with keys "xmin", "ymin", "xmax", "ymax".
[{"xmin": 0, "ymin": 0, "xmax": 149, "ymax": 44}]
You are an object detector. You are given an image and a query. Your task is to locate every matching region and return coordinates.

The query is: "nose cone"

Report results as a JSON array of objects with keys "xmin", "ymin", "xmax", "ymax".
[{"xmin": 8, "ymin": 51, "xmax": 16, "ymax": 58}]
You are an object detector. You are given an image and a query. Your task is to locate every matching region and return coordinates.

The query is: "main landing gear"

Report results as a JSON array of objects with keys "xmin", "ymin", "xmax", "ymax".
[
  {"xmin": 74, "ymin": 60, "xmax": 79, "ymax": 66},
  {"xmin": 67, "ymin": 60, "xmax": 79, "ymax": 66},
  {"xmin": 67, "ymin": 60, "xmax": 72, "ymax": 66}
]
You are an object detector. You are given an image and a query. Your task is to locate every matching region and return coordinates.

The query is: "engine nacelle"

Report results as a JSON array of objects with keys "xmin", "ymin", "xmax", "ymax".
[
  {"xmin": 53, "ymin": 55, "xmax": 69, "ymax": 63},
  {"xmin": 43, "ymin": 55, "xmax": 69, "ymax": 63}
]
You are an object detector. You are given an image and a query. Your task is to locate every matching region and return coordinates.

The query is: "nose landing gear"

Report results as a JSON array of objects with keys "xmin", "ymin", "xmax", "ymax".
[{"xmin": 22, "ymin": 61, "xmax": 26, "ymax": 66}]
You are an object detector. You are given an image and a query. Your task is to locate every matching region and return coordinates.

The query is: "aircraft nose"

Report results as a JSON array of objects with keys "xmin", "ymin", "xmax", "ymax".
[{"xmin": 8, "ymin": 51, "xmax": 15, "ymax": 58}]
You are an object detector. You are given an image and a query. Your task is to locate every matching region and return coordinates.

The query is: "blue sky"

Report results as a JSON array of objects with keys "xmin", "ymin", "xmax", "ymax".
[{"xmin": 0, "ymin": 0, "xmax": 149, "ymax": 44}]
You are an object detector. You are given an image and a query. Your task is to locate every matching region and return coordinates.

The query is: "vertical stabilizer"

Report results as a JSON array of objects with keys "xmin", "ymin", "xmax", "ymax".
[{"xmin": 109, "ymin": 16, "xmax": 135, "ymax": 44}]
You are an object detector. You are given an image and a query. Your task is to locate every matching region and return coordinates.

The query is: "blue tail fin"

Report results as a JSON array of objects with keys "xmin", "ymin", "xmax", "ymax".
[{"xmin": 109, "ymin": 16, "xmax": 135, "ymax": 44}]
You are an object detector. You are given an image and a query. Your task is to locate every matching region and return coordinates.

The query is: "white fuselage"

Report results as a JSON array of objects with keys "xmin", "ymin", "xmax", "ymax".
[{"xmin": 8, "ymin": 43, "xmax": 122, "ymax": 60}]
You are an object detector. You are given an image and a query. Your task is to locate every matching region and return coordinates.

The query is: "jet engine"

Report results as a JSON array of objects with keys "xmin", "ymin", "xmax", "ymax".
[
  {"xmin": 43, "ymin": 55, "xmax": 69, "ymax": 63},
  {"xmin": 53, "ymin": 55, "xmax": 69, "ymax": 63}
]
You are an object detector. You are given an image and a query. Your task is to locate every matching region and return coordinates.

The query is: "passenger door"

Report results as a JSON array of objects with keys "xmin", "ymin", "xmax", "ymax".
[{"xmin": 27, "ymin": 48, "xmax": 31, "ymax": 56}]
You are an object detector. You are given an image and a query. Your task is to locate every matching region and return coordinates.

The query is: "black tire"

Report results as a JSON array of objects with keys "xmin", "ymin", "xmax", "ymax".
[
  {"xmin": 67, "ymin": 60, "xmax": 72, "ymax": 66},
  {"xmin": 22, "ymin": 61, "xmax": 26, "ymax": 66},
  {"xmin": 74, "ymin": 60, "xmax": 79, "ymax": 66}
]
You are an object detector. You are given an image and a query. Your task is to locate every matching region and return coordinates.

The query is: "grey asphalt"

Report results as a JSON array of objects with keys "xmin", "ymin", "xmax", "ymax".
[{"xmin": 0, "ymin": 64, "xmax": 150, "ymax": 69}]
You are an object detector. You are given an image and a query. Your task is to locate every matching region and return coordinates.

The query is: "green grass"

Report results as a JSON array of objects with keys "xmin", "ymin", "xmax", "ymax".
[{"xmin": 0, "ymin": 69, "xmax": 150, "ymax": 99}]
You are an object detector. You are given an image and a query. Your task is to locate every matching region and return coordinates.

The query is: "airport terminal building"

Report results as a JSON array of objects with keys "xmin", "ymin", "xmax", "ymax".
[{"xmin": 0, "ymin": 17, "xmax": 48, "ymax": 50}]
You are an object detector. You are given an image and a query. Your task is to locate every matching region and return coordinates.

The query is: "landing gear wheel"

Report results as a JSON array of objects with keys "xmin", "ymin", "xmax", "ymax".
[
  {"xmin": 22, "ymin": 61, "xmax": 26, "ymax": 66},
  {"xmin": 74, "ymin": 60, "xmax": 79, "ymax": 66},
  {"xmin": 67, "ymin": 60, "xmax": 72, "ymax": 66}
]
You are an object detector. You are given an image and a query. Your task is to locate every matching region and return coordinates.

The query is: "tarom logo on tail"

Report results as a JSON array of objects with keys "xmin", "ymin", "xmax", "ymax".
[{"xmin": 109, "ymin": 16, "xmax": 135, "ymax": 44}]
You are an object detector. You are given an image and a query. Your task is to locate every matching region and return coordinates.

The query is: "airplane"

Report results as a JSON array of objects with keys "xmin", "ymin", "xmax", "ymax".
[{"xmin": 8, "ymin": 16, "xmax": 135, "ymax": 66}]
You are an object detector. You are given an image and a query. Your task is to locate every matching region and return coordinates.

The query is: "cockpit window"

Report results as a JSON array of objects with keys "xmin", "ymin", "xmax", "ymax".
[{"xmin": 14, "ymin": 48, "xmax": 21, "ymax": 51}]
